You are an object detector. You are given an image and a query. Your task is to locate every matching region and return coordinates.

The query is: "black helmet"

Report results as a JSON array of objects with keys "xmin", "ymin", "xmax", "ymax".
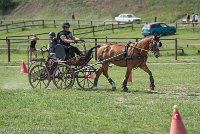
[
  {"xmin": 49, "ymin": 32, "xmax": 56, "ymax": 37},
  {"xmin": 62, "ymin": 22, "xmax": 70, "ymax": 29}
]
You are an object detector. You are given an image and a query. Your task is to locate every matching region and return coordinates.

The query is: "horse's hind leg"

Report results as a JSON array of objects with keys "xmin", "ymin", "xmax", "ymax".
[
  {"xmin": 93, "ymin": 67, "xmax": 103, "ymax": 90},
  {"xmin": 93, "ymin": 63, "xmax": 116, "ymax": 90},
  {"xmin": 139, "ymin": 64, "xmax": 155, "ymax": 90},
  {"xmin": 102, "ymin": 63, "xmax": 116, "ymax": 90},
  {"xmin": 99, "ymin": 63, "xmax": 116, "ymax": 90}
]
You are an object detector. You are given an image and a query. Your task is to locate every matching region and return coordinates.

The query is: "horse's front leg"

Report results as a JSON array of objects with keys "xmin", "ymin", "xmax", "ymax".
[
  {"xmin": 139, "ymin": 64, "xmax": 155, "ymax": 90},
  {"xmin": 122, "ymin": 66, "xmax": 132, "ymax": 92}
]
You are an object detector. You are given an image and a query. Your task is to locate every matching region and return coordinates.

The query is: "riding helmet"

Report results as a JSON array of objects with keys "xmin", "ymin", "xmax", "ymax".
[
  {"xmin": 49, "ymin": 32, "xmax": 56, "ymax": 37},
  {"xmin": 62, "ymin": 22, "xmax": 70, "ymax": 29}
]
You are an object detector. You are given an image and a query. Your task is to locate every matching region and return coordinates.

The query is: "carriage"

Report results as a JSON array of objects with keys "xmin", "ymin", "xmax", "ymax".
[
  {"xmin": 28, "ymin": 40, "xmax": 98, "ymax": 89},
  {"xmin": 29, "ymin": 35, "xmax": 162, "ymax": 92}
]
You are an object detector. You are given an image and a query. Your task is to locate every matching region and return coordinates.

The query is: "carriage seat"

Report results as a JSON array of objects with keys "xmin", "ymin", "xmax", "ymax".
[{"xmin": 55, "ymin": 45, "xmax": 66, "ymax": 60}]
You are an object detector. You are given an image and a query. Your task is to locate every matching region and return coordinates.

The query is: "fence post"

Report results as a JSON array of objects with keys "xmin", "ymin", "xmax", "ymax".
[
  {"xmin": 78, "ymin": 20, "xmax": 80, "ymax": 28},
  {"xmin": 54, "ymin": 20, "xmax": 56, "ymax": 28},
  {"xmin": 92, "ymin": 26, "xmax": 95, "ymax": 36},
  {"xmin": 95, "ymin": 38, "xmax": 97, "ymax": 60},
  {"xmin": 91, "ymin": 21, "xmax": 93, "ymax": 27},
  {"xmin": 175, "ymin": 38, "xmax": 178, "ymax": 60},
  {"xmin": 112, "ymin": 24, "xmax": 114, "ymax": 33},
  {"xmin": 42, "ymin": 20, "xmax": 45, "ymax": 28},
  {"xmin": 6, "ymin": 37, "xmax": 11, "ymax": 62},
  {"xmin": 6, "ymin": 24, "xmax": 9, "ymax": 33},
  {"xmin": 106, "ymin": 36, "xmax": 108, "ymax": 43}
]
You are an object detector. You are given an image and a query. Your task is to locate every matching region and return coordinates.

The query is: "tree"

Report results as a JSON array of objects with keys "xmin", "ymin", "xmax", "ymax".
[{"xmin": 0, "ymin": 0, "xmax": 15, "ymax": 12}]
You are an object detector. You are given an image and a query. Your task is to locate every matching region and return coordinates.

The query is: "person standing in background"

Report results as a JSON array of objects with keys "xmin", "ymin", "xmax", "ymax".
[
  {"xmin": 72, "ymin": 12, "xmax": 75, "ymax": 25},
  {"xmin": 195, "ymin": 14, "xmax": 199, "ymax": 24},
  {"xmin": 186, "ymin": 13, "xmax": 190, "ymax": 23},
  {"xmin": 192, "ymin": 13, "xmax": 195, "ymax": 22},
  {"xmin": 72, "ymin": 12, "xmax": 75, "ymax": 20},
  {"xmin": 29, "ymin": 34, "xmax": 39, "ymax": 63}
]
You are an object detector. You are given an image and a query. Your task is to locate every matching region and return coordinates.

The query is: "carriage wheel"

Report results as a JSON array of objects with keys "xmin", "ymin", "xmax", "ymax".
[
  {"xmin": 76, "ymin": 66, "xmax": 96, "ymax": 89},
  {"xmin": 52, "ymin": 64, "xmax": 75, "ymax": 89},
  {"xmin": 28, "ymin": 65, "xmax": 50, "ymax": 89},
  {"xmin": 28, "ymin": 60, "xmax": 45, "ymax": 74}
]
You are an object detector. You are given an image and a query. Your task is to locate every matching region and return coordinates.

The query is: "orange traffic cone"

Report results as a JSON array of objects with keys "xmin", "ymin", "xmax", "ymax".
[
  {"xmin": 85, "ymin": 72, "xmax": 94, "ymax": 80},
  {"xmin": 128, "ymin": 70, "xmax": 132, "ymax": 82},
  {"xmin": 21, "ymin": 59, "xmax": 28, "ymax": 74},
  {"xmin": 169, "ymin": 105, "xmax": 187, "ymax": 134}
]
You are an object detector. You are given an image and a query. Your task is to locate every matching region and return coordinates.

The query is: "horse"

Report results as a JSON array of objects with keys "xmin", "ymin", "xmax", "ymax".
[{"xmin": 93, "ymin": 35, "xmax": 162, "ymax": 92}]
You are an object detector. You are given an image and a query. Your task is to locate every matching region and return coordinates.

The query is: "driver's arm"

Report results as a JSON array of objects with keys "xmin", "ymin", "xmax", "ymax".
[
  {"xmin": 72, "ymin": 36, "xmax": 79, "ymax": 41},
  {"xmin": 60, "ymin": 35, "xmax": 74, "ymax": 44}
]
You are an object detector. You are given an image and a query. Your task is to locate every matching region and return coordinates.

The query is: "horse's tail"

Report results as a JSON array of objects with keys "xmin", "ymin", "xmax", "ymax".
[{"xmin": 84, "ymin": 45, "xmax": 101, "ymax": 61}]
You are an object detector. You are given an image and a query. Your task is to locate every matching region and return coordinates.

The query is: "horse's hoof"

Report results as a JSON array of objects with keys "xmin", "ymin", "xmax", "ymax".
[
  {"xmin": 122, "ymin": 87, "xmax": 128, "ymax": 92},
  {"xmin": 92, "ymin": 86, "xmax": 97, "ymax": 90},
  {"xmin": 112, "ymin": 87, "xmax": 116, "ymax": 91},
  {"xmin": 150, "ymin": 85, "xmax": 155, "ymax": 90}
]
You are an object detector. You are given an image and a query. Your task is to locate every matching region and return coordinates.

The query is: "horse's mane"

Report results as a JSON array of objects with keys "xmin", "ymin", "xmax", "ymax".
[
  {"xmin": 137, "ymin": 35, "xmax": 154, "ymax": 44},
  {"xmin": 106, "ymin": 42, "xmax": 121, "ymax": 45}
]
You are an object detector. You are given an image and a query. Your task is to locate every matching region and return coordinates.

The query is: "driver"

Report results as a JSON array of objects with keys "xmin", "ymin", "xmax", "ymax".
[{"xmin": 57, "ymin": 22, "xmax": 82, "ymax": 59}]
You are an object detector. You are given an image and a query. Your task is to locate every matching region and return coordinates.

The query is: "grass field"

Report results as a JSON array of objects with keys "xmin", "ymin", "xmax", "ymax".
[
  {"xmin": 0, "ymin": 62, "xmax": 200, "ymax": 133},
  {"xmin": 0, "ymin": 23, "xmax": 200, "ymax": 133}
]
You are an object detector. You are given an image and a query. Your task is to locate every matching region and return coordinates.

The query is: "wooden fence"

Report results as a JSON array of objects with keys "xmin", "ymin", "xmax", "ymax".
[
  {"xmin": 72, "ymin": 23, "xmax": 135, "ymax": 35},
  {"xmin": 2, "ymin": 36, "xmax": 195, "ymax": 63},
  {"xmin": 1, "ymin": 19, "xmax": 200, "ymax": 33},
  {"xmin": 0, "ymin": 19, "xmax": 120, "ymax": 33}
]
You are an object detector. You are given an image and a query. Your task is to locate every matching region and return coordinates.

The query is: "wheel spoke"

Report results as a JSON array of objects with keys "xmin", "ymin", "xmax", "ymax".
[
  {"xmin": 76, "ymin": 66, "xmax": 95, "ymax": 89},
  {"xmin": 53, "ymin": 64, "xmax": 75, "ymax": 89},
  {"xmin": 28, "ymin": 65, "xmax": 50, "ymax": 89}
]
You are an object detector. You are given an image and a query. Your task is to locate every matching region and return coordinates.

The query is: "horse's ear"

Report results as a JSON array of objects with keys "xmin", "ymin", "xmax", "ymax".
[
  {"xmin": 159, "ymin": 41, "xmax": 162, "ymax": 47},
  {"xmin": 154, "ymin": 34, "xmax": 161, "ymax": 39}
]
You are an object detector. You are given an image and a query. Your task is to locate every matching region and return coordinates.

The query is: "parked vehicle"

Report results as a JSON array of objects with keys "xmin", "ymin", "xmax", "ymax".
[
  {"xmin": 141, "ymin": 22, "xmax": 176, "ymax": 37},
  {"xmin": 115, "ymin": 13, "xmax": 141, "ymax": 24}
]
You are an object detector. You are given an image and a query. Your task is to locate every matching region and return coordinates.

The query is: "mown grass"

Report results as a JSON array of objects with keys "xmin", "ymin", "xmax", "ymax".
[
  {"xmin": 0, "ymin": 21, "xmax": 200, "ymax": 133},
  {"xmin": 0, "ymin": 63, "xmax": 200, "ymax": 133}
]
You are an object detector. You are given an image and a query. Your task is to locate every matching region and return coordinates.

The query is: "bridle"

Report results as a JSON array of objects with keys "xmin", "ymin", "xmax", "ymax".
[
  {"xmin": 149, "ymin": 38, "xmax": 160, "ymax": 52},
  {"xmin": 132, "ymin": 37, "xmax": 161, "ymax": 55}
]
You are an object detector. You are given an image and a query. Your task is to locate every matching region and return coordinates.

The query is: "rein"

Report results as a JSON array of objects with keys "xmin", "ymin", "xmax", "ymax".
[{"xmin": 133, "ymin": 46, "xmax": 148, "ymax": 52}]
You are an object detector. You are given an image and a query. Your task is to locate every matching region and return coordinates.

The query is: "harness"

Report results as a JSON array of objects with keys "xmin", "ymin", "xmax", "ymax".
[{"xmin": 123, "ymin": 41, "xmax": 148, "ymax": 60}]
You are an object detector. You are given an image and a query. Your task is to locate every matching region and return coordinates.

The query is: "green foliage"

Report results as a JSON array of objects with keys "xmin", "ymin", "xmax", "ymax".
[
  {"xmin": 0, "ymin": 0, "xmax": 16, "ymax": 13},
  {"xmin": 1, "ymin": 0, "xmax": 200, "ymax": 22}
]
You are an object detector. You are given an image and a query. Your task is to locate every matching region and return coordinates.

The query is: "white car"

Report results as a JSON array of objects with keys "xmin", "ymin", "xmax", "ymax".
[{"xmin": 115, "ymin": 14, "xmax": 141, "ymax": 24}]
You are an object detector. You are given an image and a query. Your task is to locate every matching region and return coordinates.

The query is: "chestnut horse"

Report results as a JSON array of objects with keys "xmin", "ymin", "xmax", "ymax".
[{"xmin": 93, "ymin": 35, "xmax": 162, "ymax": 92}]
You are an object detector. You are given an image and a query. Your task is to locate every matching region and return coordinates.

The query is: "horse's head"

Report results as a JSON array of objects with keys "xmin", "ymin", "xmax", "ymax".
[{"xmin": 148, "ymin": 35, "xmax": 162, "ymax": 58}]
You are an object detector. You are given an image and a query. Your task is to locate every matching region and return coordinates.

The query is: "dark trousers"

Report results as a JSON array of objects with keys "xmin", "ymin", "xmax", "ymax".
[{"xmin": 64, "ymin": 46, "xmax": 82, "ymax": 59}]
